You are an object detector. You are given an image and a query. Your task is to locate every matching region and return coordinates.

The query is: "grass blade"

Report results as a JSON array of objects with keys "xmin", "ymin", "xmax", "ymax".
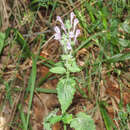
[
  {"xmin": 106, "ymin": 52, "xmax": 130, "ymax": 63},
  {"xmin": 25, "ymin": 55, "xmax": 37, "ymax": 130},
  {"xmin": 74, "ymin": 31, "xmax": 106, "ymax": 54},
  {"xmin": 14, "ymin": 29, "xmax": 31, "ymax": 58},
  {"xmin": 0, "ymin": 32, "xmax": 5, "ymax": 55},
  {"xmin": 37, "ymin": 72, "xmax": 52, "ymax": 87},
  {"xmin": 99, "ymin": 102, "xmax": 116, "ymax": 130},
  {"xmin": 36, "ymin": 88, "xmax": 57, "ymax": 94},
  {"xmin": 18, "ymin": 104, "xmax": 27, "ymax": 130}
]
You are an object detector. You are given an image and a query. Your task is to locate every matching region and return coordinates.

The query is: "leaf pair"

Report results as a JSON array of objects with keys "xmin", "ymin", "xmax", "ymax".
[
  {"xmin": 50, "ymin": 60, "xmax": 80, "ymax": 74},
  {"xmin": 44, "ymin": 110, "xmax": 96, "ymax": 130}
]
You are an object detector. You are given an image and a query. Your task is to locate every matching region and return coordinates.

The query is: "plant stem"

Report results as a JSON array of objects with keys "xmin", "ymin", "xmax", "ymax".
[
  {"xmin": 66, "ymin": 57, "xmax": 70, "ymax": 80},
  {"xmin": 64, "ymin": 124, "xmax": 67, "ymax": 130}
]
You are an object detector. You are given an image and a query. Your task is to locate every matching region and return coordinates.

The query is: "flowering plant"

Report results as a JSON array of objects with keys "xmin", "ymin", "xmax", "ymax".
[
  {"xmin": 54, "ymin": 12, "xmax": 80, "ymax": 53},
  {"xmin": 43, "ymin": 12, "xmax": 96, "ymax": 130},
  {"xmin": 49, "ymin": 12, "xmax": 81, "ymax": 115},
  {"xmin": 51, "ymin": 12, "xmax": 81, "ymax": 75}
]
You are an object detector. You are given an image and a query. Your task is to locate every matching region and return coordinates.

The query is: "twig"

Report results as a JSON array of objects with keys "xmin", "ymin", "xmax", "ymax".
[{"xmin": 22, "ymin": 30, "xmax": 52, "ymax": 37}]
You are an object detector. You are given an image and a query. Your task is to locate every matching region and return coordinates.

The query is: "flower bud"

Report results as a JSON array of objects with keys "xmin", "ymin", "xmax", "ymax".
[
  {"xmin": 73, "ymin": 18, "xmax": 79, "ymax": 33},
  {"xmin": 67, "ymin": 42, "xmax": 72, "ymax": 50},
  {"xmin": 70, "ymin": 12, "xmax": 75, "ymax": 26}
]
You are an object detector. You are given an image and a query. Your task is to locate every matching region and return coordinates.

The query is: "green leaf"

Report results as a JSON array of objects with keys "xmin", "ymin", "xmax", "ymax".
[
  {"xmin": 50, "ymin": 67, "xmax": 66, "ymax": 74},
  {"xmin": 99, "ymin": 10, "xmax": 108, "ymax": 29},
  {"xmin": 0, "ymin": 32, "xmax": 5, "ymax": 55},
  {"xmin": 57, "ymin": 78, "xmax": 76, "ymax": 114},
  {"xmin": 54, "ymin": 62, "xmax": 64, "ymax": 67},
  {"xmin": 70, "ymin": 112, "xmax": 96, "ymax": 130},
  {"xmin": 118, "ymin": 38, "xmax": 129, "ymax": 47},
  {"xmin": 44, "ymin": 123, "xmax": 52, "ymax": 130},
  {"xmin": 126, "ymin": 103, "xmax": 130, "ymax": 114},
  {"xmin": 106, "ymin": 52, "xmax": 130, "ymax": 63},
  {"xmin": 121, "ymin": 19, "xmax": 130, "ymax": 33},
  {"xmin": 43, "ymin": 109, "xmax": 59, "ymax": 130},
  {"xmin": 68, "ymin": 61, "xmax": 81, "ymax": 73},
  {"xmin": 49, "ymin": 115, "xmax": 62, "ymax": 125},
  {"xmin": 14, "ymin": 29, "xmax": 31, "ymax": 58},
  {"xmin": 61, "ymin": 54, "xmax": 72, "ymax": 61},
  {"xmin": 62, "ymin": 56, "xmax": 81, "ymax": 73},
  {"xmin": 62, "ymin": 113, "xmax": 73, "ymax": 124}
]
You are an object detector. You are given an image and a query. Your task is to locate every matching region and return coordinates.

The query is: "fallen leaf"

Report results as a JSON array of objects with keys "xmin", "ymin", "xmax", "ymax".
[{"xmin": 123, "ymin": 92, "xmax": 130, "ymax": 106}]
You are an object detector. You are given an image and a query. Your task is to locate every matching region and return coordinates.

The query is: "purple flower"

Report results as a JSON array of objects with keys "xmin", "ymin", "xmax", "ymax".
[
  {"xmin": 67, "ymin": 41, "xmax": 72, "ymax": 50},
  {"xmin": 54, "ymin": 12, "xmax": 80, "ymax": 51},
  {"xmin": 69, "ymin": 31, "xmax": 74, "ymax": 38},
  {"xmin": 56, "ymin": 16, "xmax": 67, "ymax": 33},
  {"xmin": 70, "ymin": 12, "xmax": 75, "ymax": 26},
  {"xmin": 73, "ymin": 18, "xmax": 79, "ymax": 33},
  {"xmin": 54, "ymin": 26, "xmax": 61, "ymax": 41},
  {"xmin": 54, "ymin": 33, "xmax": 61, "ymax": 40},
  {"xmin": 74, "ymin": 29, "xmax": 80, "ymax": 43},
  {"xmin": 54, "ymin": 26, "xmax": 60, "ymax": 34},
  {"xmin": 56, "ymin": 16, "xmax": 64, "ymax": 25}
]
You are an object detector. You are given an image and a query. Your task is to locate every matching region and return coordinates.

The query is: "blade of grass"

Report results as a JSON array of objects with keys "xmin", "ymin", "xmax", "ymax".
[
  {"xmin": 18, "ymin": 104, "xmax": 27, "ymax": 130},
  {"xmin": 74, "ymin": 31, "xmax": 107, "ymax": 54},
  {"xmin": 0, "ymin": 32, "xmax": 5, "ymax": 55},
  {"xmin": 14, "ymin": 29, "xmax": 31, "ymax": 58},
  {"xmin": 39, "ymin": 55, "xmax": 55, "ymax": 65},
  {"xmin": 12, "ymin": 87, "xmax": 57, "ymax": 94},
  {"xmin": 37, "ymin": 72, "xmax": 52, "ymax": 87},
  {"xmin": 75, "ymin": 85, "xmax": 87, "ymax": 98},
  {"xmin": 4, "ymin": 82, "xmax": 13, "ymax": 106},
  {"xmin": 25, "ymin": 55, "xmax": 37, "ymax": 130},
  {"xmin": 105, "ymin": 52, "xmax": 130, "ymax": 63},
  {"xmin": 36, "ymin": 88, "xmax": 57, "ymax": 94},
  {"xmin": 86, "ymin": 2, "xmax": 96, "ymax": 23},
  {"xmin": 99, "ymin": 10, "xmax": 108, "ymax": 30},
  {"xmin": 41, "ymin": 62, "xmax": 53, "ymax": 68},
  {"xmin": 49, "ymin": 0, "xmax": 58, "ymax": 23},
  {"xmin": 99, "ymin": 101, "xmax": 116, "ymax": 130}
]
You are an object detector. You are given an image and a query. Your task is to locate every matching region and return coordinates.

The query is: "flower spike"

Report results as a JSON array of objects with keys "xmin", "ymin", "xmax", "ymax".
[{"xmin": 54, "ymin": 12, "xmax": 80, "ymax": 52}]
